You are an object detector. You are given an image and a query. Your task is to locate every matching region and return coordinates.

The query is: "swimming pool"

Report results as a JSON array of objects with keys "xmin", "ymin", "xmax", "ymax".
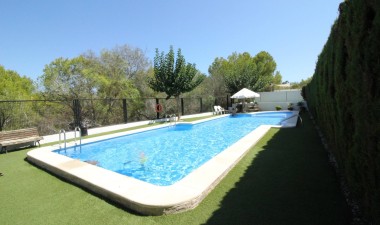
[
  {"xmin": 54, "ymin": 112, "xmax": 292, "ymax": 186},
  {"xmin": 27, "ymin": 111, "xmax": 299, "ymax": 215}
]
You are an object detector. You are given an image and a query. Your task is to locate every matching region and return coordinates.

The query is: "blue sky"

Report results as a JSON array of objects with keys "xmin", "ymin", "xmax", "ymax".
[{"xmin": 0, "ymin": 0, "xmax": 342, "ymax": 83}]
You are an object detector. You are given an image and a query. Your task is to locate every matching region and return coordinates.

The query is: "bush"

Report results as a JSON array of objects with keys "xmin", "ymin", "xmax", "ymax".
[{"xmin": 304, "ymin": 1, "xmax": 380, "ymax": 223}]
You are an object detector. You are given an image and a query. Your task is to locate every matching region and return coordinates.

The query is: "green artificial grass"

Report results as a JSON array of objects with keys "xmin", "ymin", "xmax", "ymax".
[
  {"xmin": 181, "ymin": 115, "xmax": 217, "ymax": 122},
  {"xmin": 0, "ymin": 114, "xmax": 350, "ymax": 225}
]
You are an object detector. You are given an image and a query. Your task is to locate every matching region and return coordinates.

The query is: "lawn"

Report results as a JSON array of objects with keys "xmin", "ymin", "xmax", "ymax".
[{"xmin": 0, "ymin": 114, "xmax": 350, "ymax": 225}]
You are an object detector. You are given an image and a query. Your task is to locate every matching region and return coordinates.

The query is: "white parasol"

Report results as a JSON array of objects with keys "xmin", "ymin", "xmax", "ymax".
[{"xmin": 231, "ymin": 88, "xmax": 260, "ymax": 99}]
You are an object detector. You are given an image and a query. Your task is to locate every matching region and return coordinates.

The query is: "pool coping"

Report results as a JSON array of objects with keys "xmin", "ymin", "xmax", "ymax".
[{"xmin": 27, "ymin": 111, "xmax": 299, "ymax": 215}]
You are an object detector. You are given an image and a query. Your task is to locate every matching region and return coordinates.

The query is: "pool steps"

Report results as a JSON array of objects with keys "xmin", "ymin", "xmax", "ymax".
[
  {"xmin": 168, "ymin": 114, "xmax": 177, "ymax": 127},
  {"xmin": 74, "ymin": 126, "xmax": 82, "ymax": 145},
  {"xmin": 59, "ymin": 129, "xmax": 66, "ymax": 149},
  {"xmin": 59, "ymin": 127, "xmax": 82, "ymax": 149}
]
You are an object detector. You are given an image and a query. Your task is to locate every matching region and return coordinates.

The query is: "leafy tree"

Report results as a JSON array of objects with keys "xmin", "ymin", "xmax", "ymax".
[
  {"xmin": 107, "ymin": 45, "xmax": 150, "ymax": 80},
  {"xmin": 39, "ymin": 45, "xmax": 151, "ymax": 128},
  {"xmin": 85, "ymin": 47, "xmax": 142, "ymax": 124},
  {"xmin": 0, "ymin": 66, "xmax": 36, "ymax": 100},
  {"xmin": 292, "ymin": 77, "xmax": 312, "ymax": 89},
  {"xmin": 39, "ymin": 56, "xmax": 99, "ymax": 129},
  {"xmin": 207, "ymin": 57, "xmax": 228, "ymax": 96},
  {"xmin": 0, "ymin": 65, "xmax": 36, "ymax": 130},
  {"xmin": 133, "ymin": 67, "xmax": 155, "ymax": 97},
  {"xmin": 40, "ymin": 56, "xmax": 99, "ymax": 100},
  {"xmin": 148, "ymin": 46, "xmax": 204, "ymax": 119},
  {"xmin": 273, "ymin": 71, "xmax": 282, "ymax": 85},
  {"xmin": 210, "ymin": 51, "xmax": 277, "ymax": 94},
  {"xmin": 88, "ymin": 50, "xmax": 140, "ymax": 99},
  {"xmin": 84, "ymin": 45, "xmax": 150, "ymax": 99}
]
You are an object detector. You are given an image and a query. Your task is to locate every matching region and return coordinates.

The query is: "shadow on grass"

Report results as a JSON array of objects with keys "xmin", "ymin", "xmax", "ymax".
[{"xmin": 204, "ymin": 115, "xmax": 351, "ymax": 225}]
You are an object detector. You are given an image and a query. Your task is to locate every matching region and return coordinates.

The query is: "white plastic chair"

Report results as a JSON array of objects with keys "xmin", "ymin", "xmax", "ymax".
[
  {"xmin": 217, "ymin": 106, "xmax": 226, "ymax": 114},
  {"xmin": 213, "ymin": 106, "xmax": 220, "ymax": 115}
]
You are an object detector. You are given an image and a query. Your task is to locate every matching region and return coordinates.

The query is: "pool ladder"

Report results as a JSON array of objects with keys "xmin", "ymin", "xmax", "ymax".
[
  {"xmin": 59, "ymin": 127, "xmax": 82, "ymax": 149},
  {"xmin": 168, "ymin": 114, "xmax": 177, "ymax": 126},
  {"xmin": 74, "ymin": 126, "xmax": 82, "ymax": 145},
  {"xmin": 59, "ymin": 129, "xmax": 66, "ymax": 149}
]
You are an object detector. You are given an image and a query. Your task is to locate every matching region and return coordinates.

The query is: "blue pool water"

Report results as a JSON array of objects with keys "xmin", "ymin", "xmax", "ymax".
[{"xmin": 54, "ymin": 112, "xmax": 293, "ymax": 186}]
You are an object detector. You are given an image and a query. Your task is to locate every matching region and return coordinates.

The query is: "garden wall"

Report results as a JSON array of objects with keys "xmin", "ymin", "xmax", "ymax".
[
  {"xmin": 255, "ymin": 90, "xmax": 304, "ymax": 111},
  {"xmin": 304, "ymin": 1, "xmax": 380, "ymax": 223}
]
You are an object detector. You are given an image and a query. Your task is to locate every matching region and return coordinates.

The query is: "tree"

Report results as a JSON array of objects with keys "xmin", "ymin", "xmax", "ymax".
[
  {"xmin": 88, "ymin": 49, "xmax": 140, "ymax": 99},
  {"xmin": 296, "ymin": 77, "xmax": 312, "ymax": 88},
  {"xmin": 0, "ymin": 65, "xmax": 36, "ymax": 130},
  {"xmin": 39, "ymin": 45, "xmax": 152, "ymax": 128},
  {"xmin": 84, "ymin": 45, "xmax": 152, "ymax": 122},
  {"xmin": 0, "ymin": 66, "xmax": 35, "ymax": 100},
  {"xmin": 207, "ymin": 57, "xmax": 228, "ymax": 96},
  {"xmin": 39, "ymin": 56, "xmax": 98, "ymax": 100},
  {"xmin": 288, "ymin": 77, "xmax": 312, "ymax": 89},
  {"xmin": 39, "ymin": 56, "xmax": 100, "ymax": 130},
  {"xmin": 210, "ymin": 51, "xmax": 277, "ymax": 94},
  {"xmin": 273, "ymin": 71, "xmax": 282, "ymax": 85},
  {"xmin": 148, "ymin": 46, "xmax": 204, "ymax": 119},
  {"xmin": 85, "ymin": 47, "xmax": 142, "ymax": 124}
]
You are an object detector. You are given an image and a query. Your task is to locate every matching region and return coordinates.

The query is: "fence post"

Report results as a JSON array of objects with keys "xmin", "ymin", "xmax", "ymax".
[
  {"xmin": 122, "ymin": 99, "xmax": 128, "ymax": 123},
  {"xmin": 200, "ymin": 98, "xmax": 203, "ymax": 113},
  {"xmin": 226, "ymin": 95, "xmax": 229, "ymax": 108},
  {"xmin": 156, "ymin": 98, "xmax": 159, "ymax": 119},
  {"xmin": 181, "ymin": 98, "xmax": 184, "ymax": 116}
]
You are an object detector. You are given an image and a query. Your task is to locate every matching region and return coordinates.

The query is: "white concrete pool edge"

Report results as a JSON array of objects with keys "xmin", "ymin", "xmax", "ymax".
[
  {"xmin": 39, "ymin": 112, "xmax": 214, "ymax": 145},
  {"xmin": 27, "ymin": 111, "xmax": 299, "ymax": 215}
]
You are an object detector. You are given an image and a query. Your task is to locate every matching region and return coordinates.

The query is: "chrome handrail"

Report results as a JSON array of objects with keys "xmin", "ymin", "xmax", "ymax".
[
  {"xmin": 74, "ymin": 126, "xmax": 82, "ymax": 145},
  {"xmin": 170, "ymin": 114, "xmax": 177, "ymax": 126},
  {"xmin": 59, "ymin": 129, "xmax": 66, "ymax": 149}
]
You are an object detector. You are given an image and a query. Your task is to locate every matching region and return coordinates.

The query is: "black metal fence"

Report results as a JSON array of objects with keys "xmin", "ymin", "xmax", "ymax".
[{"xmin": 0, "ymin": 96, "xmax": 230, "ymax": 135}]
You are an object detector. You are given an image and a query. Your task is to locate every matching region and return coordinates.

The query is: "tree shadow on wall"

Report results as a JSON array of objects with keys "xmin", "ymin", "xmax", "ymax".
[{"xmin": 204, "ymin": 116, "xmax": 351, "ymax": 225}]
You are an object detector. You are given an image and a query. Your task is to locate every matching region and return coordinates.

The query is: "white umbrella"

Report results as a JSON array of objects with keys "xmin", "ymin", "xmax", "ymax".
[{"xmin": 231, "ymin": 88, "xmax": 260, "ymax": 99}]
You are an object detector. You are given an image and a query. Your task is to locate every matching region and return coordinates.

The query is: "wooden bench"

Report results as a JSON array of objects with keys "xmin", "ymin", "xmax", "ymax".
[{"xmin": 0, "ymin": 128, "xmax": 43, "ymax": 154}]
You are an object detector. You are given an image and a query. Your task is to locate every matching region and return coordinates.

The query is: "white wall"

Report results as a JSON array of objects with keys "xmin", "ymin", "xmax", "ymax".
[{"xmin": 255, "ymin": 90, "xmax": 304, "ymax": 111}]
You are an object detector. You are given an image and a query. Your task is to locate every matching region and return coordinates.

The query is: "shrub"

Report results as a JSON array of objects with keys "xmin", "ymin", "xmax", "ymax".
[{"xmin": 304, "ymin": 1, "xmax": 380, "ymax": 223}]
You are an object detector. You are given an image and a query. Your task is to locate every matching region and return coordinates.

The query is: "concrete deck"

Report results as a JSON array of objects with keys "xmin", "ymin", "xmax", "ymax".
[{"xmin": 27, "ymin": 111, "xmax": 299, "ymax": 215}]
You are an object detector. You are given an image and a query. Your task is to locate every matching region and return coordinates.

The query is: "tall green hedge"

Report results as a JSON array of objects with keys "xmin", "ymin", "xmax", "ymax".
[{"xmin": 304, "ymin": 0, "xmax": 380, "ymax": 223}]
